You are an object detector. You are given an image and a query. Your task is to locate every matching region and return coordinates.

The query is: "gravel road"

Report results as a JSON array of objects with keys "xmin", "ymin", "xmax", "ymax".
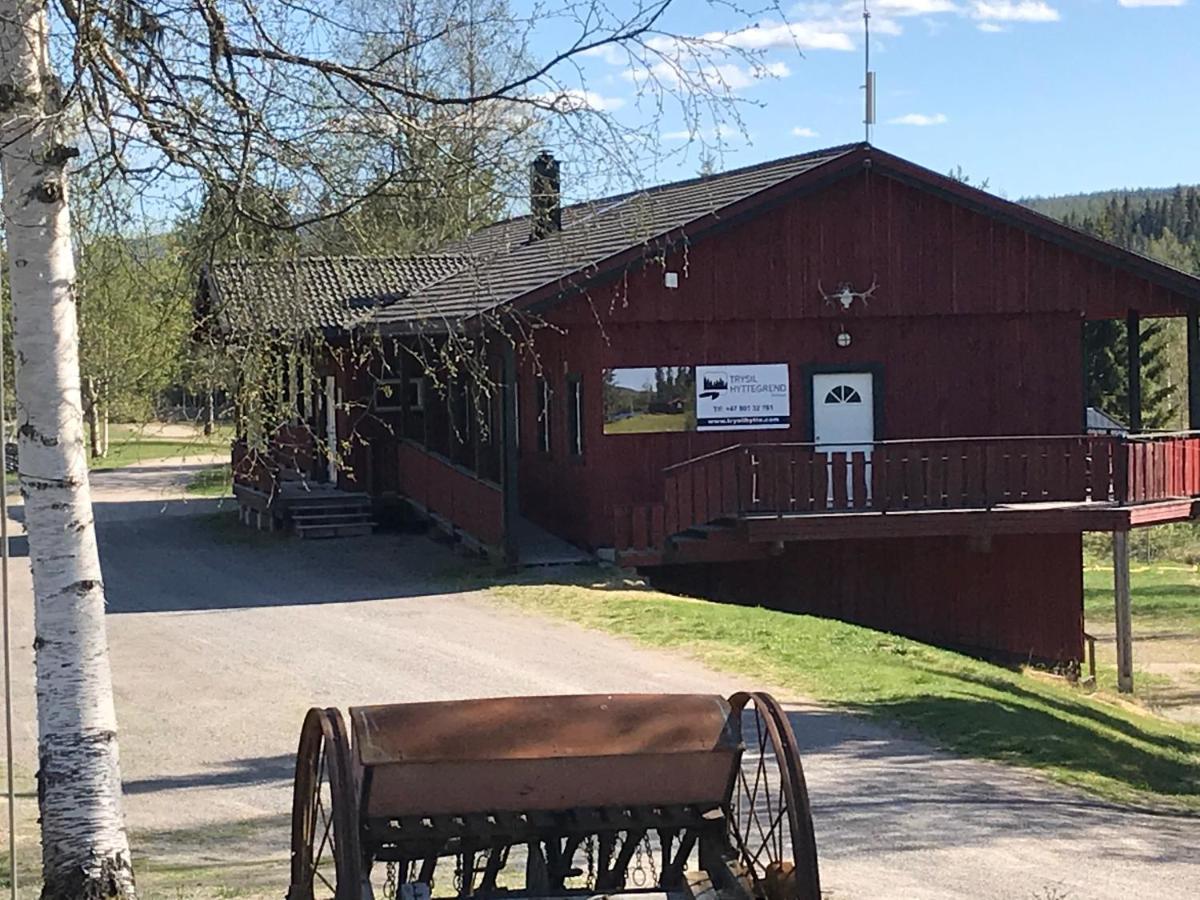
[{"xmin": 4, "ymin": 459, "xmax": 1198, "ymax": 898}]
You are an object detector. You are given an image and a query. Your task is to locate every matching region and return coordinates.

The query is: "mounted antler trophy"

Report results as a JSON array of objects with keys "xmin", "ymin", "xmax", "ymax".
[{"xmin": 818, "ymin": 278, "xmax": 878, "ymax": 310}]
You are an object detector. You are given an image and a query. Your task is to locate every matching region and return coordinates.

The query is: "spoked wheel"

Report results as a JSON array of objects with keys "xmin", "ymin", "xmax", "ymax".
[
  {"xmin": 288, "ymin": 707, "xmax": 364, "ymax": 900},
  {"xmin": 726, "ymin": 692, "xmax": 820, "ymax": 900}
]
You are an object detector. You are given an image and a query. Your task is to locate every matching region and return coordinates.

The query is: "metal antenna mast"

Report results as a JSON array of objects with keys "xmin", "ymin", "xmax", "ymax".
[
  {"xmin": 2, "ymin": 263, "xmax": 15, "ymax": 900},
  {"xmin": 863, "ymin": 0, "xmax": 876, "ymax": 142}
]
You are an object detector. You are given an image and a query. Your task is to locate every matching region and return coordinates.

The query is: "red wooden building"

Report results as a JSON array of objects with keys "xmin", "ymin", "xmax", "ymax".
[{"xmin": 200, "ymin": 142, "xmax": 1200, "ymax": 684}]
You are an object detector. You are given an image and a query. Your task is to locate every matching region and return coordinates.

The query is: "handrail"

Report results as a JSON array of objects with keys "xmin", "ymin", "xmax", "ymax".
[
  {"xmin": 662, "ymin": 443, "xmax": 746, "ymax": 473},
  {"xmin": 661, "ymin": 430, "xmax": 1200, "ymax": 476},
  {"xmin": 620, "ymin": 432, "xmax": 1200, "ymax": 556}
]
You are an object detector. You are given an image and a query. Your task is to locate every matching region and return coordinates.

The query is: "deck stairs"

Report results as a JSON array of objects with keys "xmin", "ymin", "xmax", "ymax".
[
  {"xmin": 279, "ymin": 474, "xmax": 374, "ymax": 539},
  {"xmin": 670, "ymin": 521, "xmax": 739, "ymax": 547},
  {"xmin": 656, "ymin": 518, "xmax": 754, "ymax": 564}
]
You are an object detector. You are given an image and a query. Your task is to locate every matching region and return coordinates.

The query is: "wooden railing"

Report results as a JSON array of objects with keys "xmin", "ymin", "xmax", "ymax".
[
  {"xmin": 1124, "ymin": 433, "xmax": 1200, "ymax": 503},
  {"xmin": 613, "ymin": 433, "xmax": 1200, "ymax": 556},
  {"xmin": 231, "ymin": 424, "xmax": 318, "ymax": 496},
  {"xmin": 231, "ymin": 438, "xmax": 275, "ymax": 494},
  {"xmin": 397, "ymin": 442, "xmax": 504, "ymax": 547}
]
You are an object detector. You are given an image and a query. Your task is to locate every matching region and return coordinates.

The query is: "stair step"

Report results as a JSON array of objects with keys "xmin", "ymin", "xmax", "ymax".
[
  {"xmin": 290, "ymin": 511, "xmax": 372, "ymax": 522},
  {"xmin": 282, "ymin": 490, "xmax": 370, "ymax": 501},
  {"xmin": 295, "ymin": 522, "xmax": 375, "ymax": 539},
  {"xmin": 288, "ymin": 501, "xmax": 371, "ymax": 512},
  {"xmin": 285, "ymin": 493, "xmax": 370, "ymax": 502}
]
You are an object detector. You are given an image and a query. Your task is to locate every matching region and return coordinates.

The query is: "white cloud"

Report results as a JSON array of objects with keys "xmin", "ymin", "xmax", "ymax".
[
  {"xmin": 699, "ymin": 20, "xmax": 855, "ymax": 52},
  {"xmin": 971, "ymin": 1, "xmax": 1060, "ymax": 21},
  {"xmin": 791, "ymin": 126, "xmax": 820, "ymax": 137},
  {"xmin": 889, "ymin": 112, "xmax": 949, "ymax": 125},
  {"xmin": 579, "ymin": 44, "xmax": 627, "ymax": 66},
  {"xmin": 977, "ymin": 21, "xmax": 1007, "ymax": 30},
  {"xmin": 662, "ymin": 124, "xmax": 740, "ymax": 142},
  {"xmin": 534, "ymin": 88, "xmax": 625, "ymax": 112},
  {"xmin": 875, "ymin": 0, "xmax": 959, "ymax": 13},
  {"xmin": 625, "ymin": 59, "xmax": 790, "ymax": 91},
  {"xmin": 1118, "ymin": 0, "xmax": 1185, "ymax": 6}
]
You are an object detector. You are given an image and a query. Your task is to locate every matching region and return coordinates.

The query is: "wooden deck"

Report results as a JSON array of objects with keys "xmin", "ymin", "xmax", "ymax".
[{"xmin": 614, "ymin": 434, "xmax": 1200, "ymax": 566}]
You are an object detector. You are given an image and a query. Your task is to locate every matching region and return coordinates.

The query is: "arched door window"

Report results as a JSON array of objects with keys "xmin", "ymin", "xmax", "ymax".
[{"xmin": 823, "ymin": 384, "xmax": 863, "ymax": 404}]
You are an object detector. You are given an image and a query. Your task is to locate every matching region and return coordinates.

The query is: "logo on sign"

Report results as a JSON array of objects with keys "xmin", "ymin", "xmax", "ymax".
[
  {"xmin": 698, "ymin": 372, "xmax": 728, "ymax": 400},
  {"xmin": 695, "ymin": 364, "xmax": 790, "ymax": 432}
]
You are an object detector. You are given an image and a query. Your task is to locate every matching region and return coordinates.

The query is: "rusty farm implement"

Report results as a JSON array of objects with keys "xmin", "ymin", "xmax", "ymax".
[{"xmin": 287, "ymin": 692, "xmax": 820, "ymax": 900}]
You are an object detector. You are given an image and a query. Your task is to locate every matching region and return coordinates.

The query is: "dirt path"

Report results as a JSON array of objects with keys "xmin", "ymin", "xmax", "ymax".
[
  {"xmin": 4, "ymin": 459, "xmax": 1198, "ymax": 898},
  {"xmin": 1087, "ymin": 623, "xmax": 1200, "ymax": 725}
]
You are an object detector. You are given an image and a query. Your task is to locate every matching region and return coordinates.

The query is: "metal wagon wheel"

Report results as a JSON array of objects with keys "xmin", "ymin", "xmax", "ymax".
[
  {"xmin": 726, "ymin": 692, "xmax": 820, "ymax": 900},
  {"xmin": 288, "ymin": 707, "xmax": 365, "ymax": 900}
]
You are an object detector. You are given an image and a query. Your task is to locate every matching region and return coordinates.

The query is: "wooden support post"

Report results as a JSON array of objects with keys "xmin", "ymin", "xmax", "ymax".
[
  {"xmin": 1113, "ymin": 529, "xmax": 1134, "ymax": 694},
  {"xmin": 1127, "ymin": 309, "xmax": 1142, "ymax": 434},
  {"xmin": 501, "ymin": 342, "xmax": 521, "ymax": 565},
  {"xmin": 1188, "ymin": 305, "xmax": 1200, "ymax": 430}
]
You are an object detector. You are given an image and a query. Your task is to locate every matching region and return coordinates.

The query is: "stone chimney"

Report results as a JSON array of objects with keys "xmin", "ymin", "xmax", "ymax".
[{"xmin": 529, "ymin": 151, "xmax": 561, "ymax": 241}]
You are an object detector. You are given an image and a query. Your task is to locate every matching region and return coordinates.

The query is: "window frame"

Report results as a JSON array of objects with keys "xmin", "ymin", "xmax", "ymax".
[
  {"xmin": 566, "ymin": 374, "xmax": 584, "ymax": 457},
  {"xmin": 373, "ymin": 377, "xmax": 407, "ymax": 412},
  {"xmin": 536, "ymin": 376, "xmax": 552, "ymax": 454}
]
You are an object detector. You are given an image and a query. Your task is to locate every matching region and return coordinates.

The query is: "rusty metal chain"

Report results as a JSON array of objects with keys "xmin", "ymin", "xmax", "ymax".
[
  {"xmin": 585, "ymin": 834, "xmax": 596, "ymax": 889},
  {"xmin": 632, "ymin": 834, "xmax": 647, "ymax": 887},
  {"xmin": 384, "ymin": 861, "xmax": 398, "ymax": 899},
  {"xmin": 643, "ymin": 832, "xmax": 659, "ymax": 885}
]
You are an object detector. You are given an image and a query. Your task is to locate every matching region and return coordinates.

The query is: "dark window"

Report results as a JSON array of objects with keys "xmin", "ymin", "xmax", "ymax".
[
  {"xmin": 566, "ymin": 376, "xmax": 584, "ymax": 456},
  {"xmin": 373, "ymin": 378, "xmax": 405, "ymax": 411},
  {"xmin": 537, "ymin": 377, "xmax": 552, "ymax": 453}
]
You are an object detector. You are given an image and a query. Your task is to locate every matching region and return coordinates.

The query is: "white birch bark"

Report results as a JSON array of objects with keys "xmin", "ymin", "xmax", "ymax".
[{"xmin": 0, "ymin": 2, "xmax": 136, "ymax": 896}]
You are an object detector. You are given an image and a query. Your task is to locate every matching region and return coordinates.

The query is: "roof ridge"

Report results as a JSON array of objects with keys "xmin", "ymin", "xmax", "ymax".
[
  {"xmin": 460, "ymin": 142, "xmax": 869, "ymax": 235},
  {"xmin": 573, "ymin": 141, "xmax": 868, "ymax": 209},
  {"xmin": 210, "ymin": 252, "xmax": 469, "ymax": 267}
]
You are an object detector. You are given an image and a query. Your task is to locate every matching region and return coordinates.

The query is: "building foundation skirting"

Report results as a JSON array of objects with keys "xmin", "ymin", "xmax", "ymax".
[{"xmin": 645, "ymin": 532, "xmax": 1084, "ymax": 666}]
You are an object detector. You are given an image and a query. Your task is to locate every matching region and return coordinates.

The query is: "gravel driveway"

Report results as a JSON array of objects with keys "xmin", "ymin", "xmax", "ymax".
[{"xmin": 4, "ymin": 459, "xmax": 1198, "ymax": 898}]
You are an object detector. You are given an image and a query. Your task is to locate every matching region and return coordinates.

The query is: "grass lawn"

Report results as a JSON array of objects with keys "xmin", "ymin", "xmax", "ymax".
[
  {"xmin": 88, "ymin": 424, "xmax": 232, "ymax": 471},
  {"xmin": 186, "ymin": 463, "xmax": 233, "ymax": 497},
  {"xmin": 1085, "ymin": 563, "xmax": 1200, "ymax": 634},
  {"xmin": 1084, "ymin": 562, "xmax": 1200, "ymax": 721},
  {"xmin": 604, "ymin": 412, "xmax": 688, "ymax": 434},
  {"xmin": 2, "ymin": 762, "xmax": 285, "ymax": 899},
  {"xmin": 493, "ymin": 572, "xmax": 1200, "ymax": 813}
]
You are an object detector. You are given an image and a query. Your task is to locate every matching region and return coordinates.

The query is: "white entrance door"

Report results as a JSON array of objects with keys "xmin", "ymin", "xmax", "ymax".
[
  {"xmin": 812, "ymin": 372, "xmax": 875, "ymax": 505},
  {"xmin": 324, "ymin": 375, "xmax": 338, "ymax": 481}
]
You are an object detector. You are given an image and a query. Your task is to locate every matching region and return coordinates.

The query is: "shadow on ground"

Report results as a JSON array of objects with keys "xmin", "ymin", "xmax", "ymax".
[
  {"xmin": 824, "ymin": 665, "xmax": 1200, "ymax": 813},
  {"xmin": 779, "ymin": 706, "xmax": 1200, "ymax": 867},
  {"xmin": 26, "ymin": 498, "xmax": 487, "ymax": 613},
  {"xmin": 124, "ymin": 755, "xmax": 294, "ymax": 794}
]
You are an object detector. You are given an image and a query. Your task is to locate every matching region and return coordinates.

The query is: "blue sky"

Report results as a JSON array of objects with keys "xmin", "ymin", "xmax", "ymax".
[{"xmin": 537, "ymin": 1, "xmax": 1197, "ymax": 199}]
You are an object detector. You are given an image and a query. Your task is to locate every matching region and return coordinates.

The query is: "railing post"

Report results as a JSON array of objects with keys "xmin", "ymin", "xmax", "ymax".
[
  {"xmin": 1128, "ymin": 309, "xmax": 1143, "ymax": 434},
  {"xmin": 1113, "ymin": 530, "xmax": 1134, "ymax": 694},
  {"xmin": 1113, "ymin": 439, "xmax": 1130, "ymax": 505}
]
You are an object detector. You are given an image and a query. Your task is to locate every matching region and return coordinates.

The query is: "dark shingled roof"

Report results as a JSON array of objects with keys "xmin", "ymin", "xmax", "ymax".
[
  {"xmin": 385, "ymin": 142, "xmax": 862, "ymax": 325},
  {"xmin": 199, "ymin": 254, "xmax": 468, "ymax": 333},
  {"xmin": 199, "ymin": 143, "xmax": 863, "ymax": 334}
]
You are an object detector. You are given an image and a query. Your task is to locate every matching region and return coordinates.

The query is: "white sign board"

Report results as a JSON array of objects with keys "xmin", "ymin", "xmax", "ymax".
[{"xmin": 695, "ymin": 364, "xmax": 790, "ymax": 431}]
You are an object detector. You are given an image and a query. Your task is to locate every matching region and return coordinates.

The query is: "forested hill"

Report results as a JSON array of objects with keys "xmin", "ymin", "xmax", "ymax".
[
  {"xmin": 1020, "ymin": 183, "xmax": 1200, "ymax": 430},
  {"xmin": 1021, "ymin": 185, "xmax": 1200, "ymax": 273}
]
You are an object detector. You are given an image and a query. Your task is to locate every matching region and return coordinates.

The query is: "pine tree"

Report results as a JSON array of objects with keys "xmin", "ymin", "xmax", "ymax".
[{"xmin": 1055, "ymin": 193, "xmax": 1200, "ymax": 430}]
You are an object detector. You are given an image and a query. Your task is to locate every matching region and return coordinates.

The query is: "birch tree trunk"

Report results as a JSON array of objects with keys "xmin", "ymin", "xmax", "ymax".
[{"xmin": 0, "ymin": 3, "xmax": 136, "ymax": 897}]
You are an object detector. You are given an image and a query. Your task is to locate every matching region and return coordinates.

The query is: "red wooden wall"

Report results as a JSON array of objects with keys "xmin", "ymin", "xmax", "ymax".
[
  {"xmin": 514, "ymin": 171, "xmax": 1163, "ymax": 547},
  {"xmin": 397, "ymin": 442, "xmax": 504, "ymax": 548},
  {"xmin": 518, "ymin": 310, "xmax": 1085, "ymax": 549},
  {"xmin": 648, "ymin": 532, "xmax": 1085, "ymax": 665}
]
